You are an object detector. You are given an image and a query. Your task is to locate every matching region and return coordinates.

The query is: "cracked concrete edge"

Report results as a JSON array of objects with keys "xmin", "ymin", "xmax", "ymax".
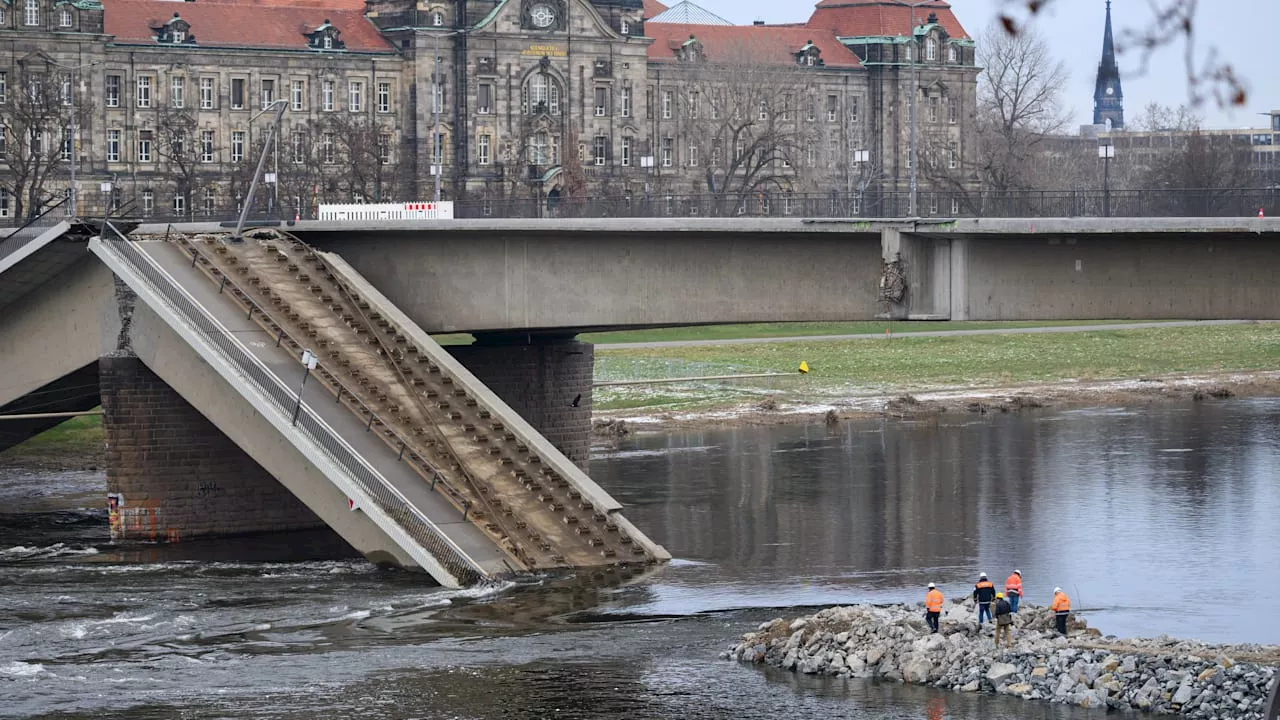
[{"xmin": 318, "ymin": 249, "xmax": 672, "ymax": 563}]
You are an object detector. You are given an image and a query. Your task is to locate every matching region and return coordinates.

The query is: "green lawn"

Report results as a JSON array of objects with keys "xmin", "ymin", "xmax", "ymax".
[
  {"xmin": 433, "ymin": 320, "xmax": 1177, "ymax": 347},
  {"xmin": 593, "ymin": 324, "xmax": 1280, "ymax": 410},
  {"xmin": 0, "ymin": 413, "xmax": 104, "ymax": 462}
]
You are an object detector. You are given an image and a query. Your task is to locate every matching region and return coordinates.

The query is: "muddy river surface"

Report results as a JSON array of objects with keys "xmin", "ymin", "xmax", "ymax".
[{"xmin": 2, "ymin": 399, "xmax": 1278, "ymax": 718}]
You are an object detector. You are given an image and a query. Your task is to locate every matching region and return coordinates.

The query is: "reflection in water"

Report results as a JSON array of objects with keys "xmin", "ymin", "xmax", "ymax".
[{"xmin": 0, "ymin": 399, "xmax": 1276, "ymax": 718}]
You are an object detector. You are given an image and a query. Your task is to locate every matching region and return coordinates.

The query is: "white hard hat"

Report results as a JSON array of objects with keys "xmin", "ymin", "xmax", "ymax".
[
  {"xmin": 1014, "ymin": 569, "xmax": 1021, "ymax": 575},
  {"xmin": 928, "ymin": 582, "xmax": 936, "ymax": 589},
  {"xmin": 1054, "ymin": 587, "xmax": 1062, "ymax": 593},
  {"xmin": 979, "ymin": 572, "xmax": 987, "ymax": 578}
]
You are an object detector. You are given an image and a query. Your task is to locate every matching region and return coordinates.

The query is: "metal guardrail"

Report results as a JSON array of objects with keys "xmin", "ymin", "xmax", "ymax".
[
  {"xmin": 0, "ymin": 197, "xmax": 71, "ymax": 266},
  {"xmin": 95, "ymin": 223, "xmax": 485, "ymax": 586}
]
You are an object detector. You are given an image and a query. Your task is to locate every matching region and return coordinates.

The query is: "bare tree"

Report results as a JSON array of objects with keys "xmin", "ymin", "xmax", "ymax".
[
  {"xmin": 673, "ymin": 47, "xmax": 820, "ymax": 213},
  {"xmin": 975, "ymin": 22, "xmax": 1070, "ymax": 194},
  {"xmin": 995, "ymin": 0, "xmax": 1246, "ymax": 109},
  {"xmin": 1143, "ymin": 130, "xmax": 1253, "ymax": 211},
  {"xmin": 1134, "ymin": 102, "xmax": 1202, "ymax": 132},
  {"xmin": 153, "ymin": 104, "xmax": 203, "ymax": 220},
  {"xmin": 321, "ymin": 114, "xmax": 402, "ymax": 203},
  {"xmin": 0, "ymin": 60, "xmax": 81, "ymax": 219}
]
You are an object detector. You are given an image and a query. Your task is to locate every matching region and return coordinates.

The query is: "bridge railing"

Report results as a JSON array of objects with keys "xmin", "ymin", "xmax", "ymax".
[
  {"xmin": 0, "ymin": 197, "xmax": 71, "ymax": 267},
  {"xmin": 94, "ymin": 223, "xmax": 487, "ymax": 586}
]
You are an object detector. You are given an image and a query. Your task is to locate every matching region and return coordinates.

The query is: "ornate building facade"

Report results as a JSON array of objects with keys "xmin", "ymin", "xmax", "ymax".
[{"xmin": 0, "ymin": 0, "xmax": 977, "ymax": 219}]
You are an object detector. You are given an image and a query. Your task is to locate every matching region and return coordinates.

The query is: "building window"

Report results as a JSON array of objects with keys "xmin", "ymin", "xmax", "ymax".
[
  {"xmin": 231, "ymin": 130, "xmax": 244, "ymax": 162},
  {"xmin": 0, "ymin": 8, "xmax": 6, "ymax": 25},
  {"xmin": 433, "ymin": 80, "xmax": 443, "ymax": 113},
  {"xmin": 688, "ymin": 144, "xmax": 697, "ymax": 167},
  {"xmin": 24, "ymin": 0, "xmax": 38, "ymax": 26},
  {"xmin": 58, "ymin": 126, "xmax": 71, "ymax": 160},
  {"xmin": 478, "ymin": 133, "xmax": 490, "ymax": 165},
  {"xmin": 60, "ymin": 76, "xmax": 71, "ymax": 105},
  {"xmin": 594, "ymin": 86, "xmax": 608, "ymax": 117},
  {"xmin": 806, "ymin": 141, "xmax": 815, "ymax": 167},
  {"xmin": 949, "ymin": 100, "xmax": 958, "ymax": 124},
  {"xmin": 827, "ymin": 94, "xmax": 837, "ymax": 122},
  {"xmin": 432, "ymin": 132, "xmax": 444, "ymax": 164},
  {"xmin": 291, "ymin": 79, "xmax": 304, "ymax": 111},
  {"xmin": 928, "ymin": 96, "xmax": 939, "ymax": 123},
  {"xmin": 593, "ymin": 134, "xmax": 607, "ymax": 165},
  {"xmin": 523, "ymin": 74, "xmax": 560, "ymax": 115},
  {"xmin": 291, "ymin": 131, "xmax": 305, "ymax": 164},
  {"xmin": 904, "ymin": 43, "xmax": 912, "ymax": 62},
  {"xmin": 712, "ymin": 143, "xmax": 722, "ymax": 167},
  {"xmin": 758, "ymin": 100, "xmax": 768, "ymax": 120},
  {"xmin": 171, "ymin": 76, "xmax": 184, "ymax": 108},
  {"xmin": 322, "ymin": 80, "xmax": 334, "ymax": 111},
  {"xmin": 621, "ymin": 136, "xmax": 631, "ymax": 167},
  {"xmin": 260, "ymin": 78, "xmax": 275, "ymax": 109},
  {"xmin": 851, "ymin": 96, "xmax": 859, "ymax": 122},
  {"xmin": 141, "ymin": 190, "xmax": 153, "ymax": 215},
  {"xmin": 322, "ymin": 132, "xmax": 335, "ymax": 163},
  {"xmin": 929, "ymin": 194, "xmax": 939, "ymax": 215},
  {"xmin": 379, "ymin": 133, "xmax": 392, "ymax": 164},
  {"xmin": 689, "ymin": 91, "xmax": 699, "ymax": 119},
  {"xmin": 136, "ymin": 76, "xmax": 152, "ymax": 108},
  {"xmin": 200, "ymin": 77, "xmax": 214, "ymax": 109},
  {"xmin": 0, "ymin": 72, "xmax": 6, "ymax": 104},
  {"xmin": 171, "ymin": 28, "xmax": 184, "ymax": 43},
  {"xmin": 431, "ymin": 9, "xmax": 443, "ymax": 26},
  {"xmin": 948, "ymin": 45, "xmax": 958, "ymax": 63},
  {"xmin": 661, "ymin": 90, "xmax": 672, "ymax": 119},
  {"xmin": 477, "ymin": 83, "xmax": 492, "ymax": 114},
  {"xmin": 377, "ymin": 81, "xmax": 390, "ymax": 113},
  {"xmin": 106, "ymin": 129, "xmax": 120, "ymax": 162},
  {"xmin": 527, "ymin": 132, "xmax": 548, "ymax": 164},
  {"xmin": 230, "ymin": 78, "xmax": 245, "ymax": 109},
  {"xmin": 203, "ymin": 187, "xmax": 215, "ymax": 215},
  {"xmin": 138, "ymin": 130, "xmax": 153, "ymax": 162},
  {"xmin": 348, "ymin": 80, "xmax": 363, "ymax": 112},
  {"xmin": 173, "ymin": 194, "xmax": 185, "ymax": 216},
  {"xmin": 0, "ymin": 190, "xmax": 8, "ymax": 218},
  {"xmin": 620, "ymin": 86, "xmax": 631, "ymax": 118},
  {"xmin": 806, "ymin": 98, "xmax": 816, "ymax": 122},
  {"xmin": 926, "ymin": 38, "xmax": 937, "ymax": 62},
  {"xmin": 949, "ymin": 141, "xmax": 958, "ymax": 169},
  {"xmin": 620, "ymin": 17, "xmax": 630, "ymax": 34},
  {"xmin": 661, "ymin": 136, "xmax": 672, "ymax": 167},
  {"xmin": 200, "ymin": 130, "xmax": 214, "ymax": 163},
  {"xmin": 951, "ymin": 198, "xmax": 960, "ymax": 215},
  {"xmin": 784, "ymin": 191, "xmax": 794, "ymax": 215}
]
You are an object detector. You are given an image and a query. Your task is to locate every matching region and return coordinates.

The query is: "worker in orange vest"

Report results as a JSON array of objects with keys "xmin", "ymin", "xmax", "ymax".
[
  {"xmin": 1004, "ymin": 569, "xmax": 1023, "ymax": 613},
  {"xmin": 973, "ymin": 572, "xmax": 996, "ymax": 626},
  {"xmin": 1051, "ymin": 587, "xmax": 1071, "ymax": 635},
  {"xmin": 925, "ymin": 582, "xmax": 944, "ymax": 634}
]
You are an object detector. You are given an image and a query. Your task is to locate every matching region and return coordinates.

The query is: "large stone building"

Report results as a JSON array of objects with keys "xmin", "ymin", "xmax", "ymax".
[{"xmin": 0, "ymin": 0, "xmax": 977, "ymax": 219}]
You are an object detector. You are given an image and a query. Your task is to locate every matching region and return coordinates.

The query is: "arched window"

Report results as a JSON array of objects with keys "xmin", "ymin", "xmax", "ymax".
[
  {"xmin": 926, "ymin": 38, "xmax": 937, "ymax": 61},
  {"xmin": 522, "ymin": 74, "xmax": 561, "ymax": 115},
  {"xmin": 528, "ymin": 132, "xmax": 549, "ymax": 164}
]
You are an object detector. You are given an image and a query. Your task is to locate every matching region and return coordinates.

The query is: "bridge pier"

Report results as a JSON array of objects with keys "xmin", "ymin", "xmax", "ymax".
[
  {"xmin": 881, "ymin": 228, "xmax": 955, "ymax": 321},
  {"xmin": 99, "ymin": 356, "xmax": 328, "ymax": 543},
  {"xmin": 447, "ymin": 335, "xmax": 594, "ymax": 471}
]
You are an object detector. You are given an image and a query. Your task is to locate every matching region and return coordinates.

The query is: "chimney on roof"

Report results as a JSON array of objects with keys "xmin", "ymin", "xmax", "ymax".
[{"xmin": 753, "ymin": 19, "xmax": 764, "ymax": 26}]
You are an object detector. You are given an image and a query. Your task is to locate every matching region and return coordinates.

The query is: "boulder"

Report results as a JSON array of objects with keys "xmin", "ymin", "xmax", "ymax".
[
  {"xmin": 903, "ymin": 658, "xmax": 933, "ymax": 683},
  {"xmin": 1172, "ymin": 682, "xmax": 1195, "ymax": 705},
  {"xmin": 1005, "ymin": 683, "xmax": 1033, "ymax": 696},
  {"xmin": 986, "ymin": 662, "xmax": 1018, "ymax": 686}
]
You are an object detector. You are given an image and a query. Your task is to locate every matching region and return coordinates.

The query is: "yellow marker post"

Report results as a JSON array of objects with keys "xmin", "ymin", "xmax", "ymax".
[{"xmin": 798, "ymin": 361, "xmax": 809, "ymax": 374}]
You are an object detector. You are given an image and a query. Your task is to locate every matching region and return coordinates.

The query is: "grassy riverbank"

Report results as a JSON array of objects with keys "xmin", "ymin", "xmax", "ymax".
[
  {"xmin": 0, "ymin": 414, "xmax": 104, "ymax": 469},
  {"xmin": 594, "ymin": 323, "xmax": 1280, "ymax": 413}
]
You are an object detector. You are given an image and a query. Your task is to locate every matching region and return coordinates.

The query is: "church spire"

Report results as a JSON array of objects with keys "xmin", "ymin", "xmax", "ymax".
[{"xmin": 1093, "ymin": 0, "xmax": 1125, "ymax": 129}]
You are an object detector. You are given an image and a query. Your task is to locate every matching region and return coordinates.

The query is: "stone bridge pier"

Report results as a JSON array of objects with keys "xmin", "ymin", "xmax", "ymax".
[{"xmin": 446, "ymin": 333, "xmax": 595, "ymax": 471}]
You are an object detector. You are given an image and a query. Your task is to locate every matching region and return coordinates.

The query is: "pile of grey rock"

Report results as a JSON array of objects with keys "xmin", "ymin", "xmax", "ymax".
[{"xmin": 724, "ymin": 601, "xmax": 1278, "ymax": 718}]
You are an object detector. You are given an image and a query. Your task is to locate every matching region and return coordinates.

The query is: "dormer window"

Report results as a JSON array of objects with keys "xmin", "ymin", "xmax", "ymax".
[
  {"xmin": 926, "ymin": 38, "xmax": 937, "ymax": 61},
  {"xmin": 152, "ymin": 13, "xmax": 193, "ymax": 44},
  {"xmin": 305, "ymin": 19, "xmax": 344, "ymax": 50},
  {"xmin": 795, "ymin": 41, "xmax": 822, "ymax": 68},
  {"xmin": 678, "ymin": 35, "xmax": 704, "ymax": 62},
  {"xmin": 58, "ymin": 7, "xmax": 71, "ymax": 27},
  {"xmin": 620, "ymin": 18, "xmax": 630, "ymax": 35},
  {"xmin": 948, "ymin": 44, "xmax": 958, "ymax": 63},
  {"xmin": 431, "ymin": 10, "xmax": 443, "ymax": 26}
]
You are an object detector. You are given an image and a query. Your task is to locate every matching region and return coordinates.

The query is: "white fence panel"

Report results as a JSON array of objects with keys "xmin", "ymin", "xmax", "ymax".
[{"xmin": 317, "ymin": 202, "xmax": 454, "ymax": 222}]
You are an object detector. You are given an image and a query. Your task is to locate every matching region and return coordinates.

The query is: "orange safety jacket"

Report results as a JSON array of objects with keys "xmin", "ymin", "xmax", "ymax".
[
  {"xmin": 1051, "ymin": 592, "xmax": 1071, "ymax": 613},
  {"xmin": 1005, "ymin": 574, "xmax": 1023, "ymax": 596},
  {"xmin": 926, "ymin": 589, "xmax": 944, "ymax": 612}
]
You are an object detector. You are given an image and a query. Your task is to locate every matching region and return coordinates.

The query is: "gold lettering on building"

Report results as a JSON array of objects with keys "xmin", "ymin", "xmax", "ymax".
[{"xmin": 521, "ymin": 44, "xmax": 567, "ymax": 57}]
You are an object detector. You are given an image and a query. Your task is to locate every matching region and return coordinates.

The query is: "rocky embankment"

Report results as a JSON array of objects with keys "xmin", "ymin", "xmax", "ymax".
[{"xmin": 725, "ymin": 602, "xmax": 1278, "ymax": 718}]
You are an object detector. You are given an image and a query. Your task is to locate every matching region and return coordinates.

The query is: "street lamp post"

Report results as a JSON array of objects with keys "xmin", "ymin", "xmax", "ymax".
[
  {"xmin": 49, "ymin": 59, "xmax": 101, "ymax": 218},
  {"xmin": 906, "ymin": 0, "xmax": 932, "ymax": 218},
  {"xmin": 429, "ymin": 29, "xmax": 465, "ymax": 204},
  {"xmin": 1098, "ymin": 143, "xmax": 1115, "ymax": 217},
  {"xmin": 233, "ymin": 99, "xmax": 288, "ymax": 240},
  {"xmin": 853, "ymin": 149, "xmax": 870, "ymax": 216}
]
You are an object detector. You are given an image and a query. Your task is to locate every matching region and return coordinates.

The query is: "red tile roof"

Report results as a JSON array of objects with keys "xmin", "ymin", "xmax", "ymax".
[
  {"xmin": 643, "ymin": 0, "xmax": 668, "ymax": 19},
  {"xmin": 808, "ymin": 0, "xmax": 970, "ymax": 41},
  {"xmin": 103, "ymin": 0, "xmax": 396, "ymax": 52},
  {"xmin": 646, "ymin": 23, "xmax": 862, "ymax": 68}
]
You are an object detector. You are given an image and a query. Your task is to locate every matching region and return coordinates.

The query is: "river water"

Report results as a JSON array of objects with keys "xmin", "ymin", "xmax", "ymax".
[{"xmin": 2, "ymin": 399, "xmax": 1279, "ymax": 719}]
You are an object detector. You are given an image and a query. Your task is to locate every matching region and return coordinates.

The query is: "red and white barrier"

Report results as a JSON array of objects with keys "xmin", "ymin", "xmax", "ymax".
[{"xmin": 317, "ymin": 201, "xmax": 455, "ymax": 221}]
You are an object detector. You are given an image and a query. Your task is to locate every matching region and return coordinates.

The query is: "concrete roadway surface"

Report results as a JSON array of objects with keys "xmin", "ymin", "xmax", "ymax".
[{"xmin": 599, "ymin": 320, "xmax": 1262, "ymax": 350}]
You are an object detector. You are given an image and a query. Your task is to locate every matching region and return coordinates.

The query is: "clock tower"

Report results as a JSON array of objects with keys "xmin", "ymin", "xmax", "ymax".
[{"xmin": 1093, "ymin": 0, "xmax": 1125, "ymax": 129}]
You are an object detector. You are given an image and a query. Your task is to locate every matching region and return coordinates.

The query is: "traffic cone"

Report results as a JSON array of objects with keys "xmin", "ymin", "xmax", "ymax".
[{"xmin": 1259, "ymin": 207, "xmax": 1265, "ymax": 219}]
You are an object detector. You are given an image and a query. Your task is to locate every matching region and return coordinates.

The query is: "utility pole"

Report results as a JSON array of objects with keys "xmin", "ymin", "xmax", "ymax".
[
  {"xmin": 1099, "ymin": 142, "xmax": 1115, "ymax": 217},
  {"xmin": 233, "ymin": 99, "xmax": 288, "ymax": 240},
  {"xmin": 430, "ymin": 29, "xmax": 465, "ymax": 203}
]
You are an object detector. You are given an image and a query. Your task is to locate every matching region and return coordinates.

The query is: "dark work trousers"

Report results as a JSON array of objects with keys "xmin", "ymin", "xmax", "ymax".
[
  {"xmin": 977, "ymin": 602, "xmax": 992, "ymax": 625},
  {"xmin": 1055, "ymin": 611, "xmax": 1069, "ymax": 635},
  {"xmin": 926, "ymin": 611, "xmax": 940, "ymax": 633}
]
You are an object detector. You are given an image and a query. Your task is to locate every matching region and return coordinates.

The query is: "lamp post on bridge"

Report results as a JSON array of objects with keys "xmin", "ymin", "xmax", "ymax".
[
  {"xmin": 1098, "ymin": 142, "xmax": 1116, "ymax": 218},
  {"xmin": 427, "ymin": 28, "xmax": 467, "ymax": 204}
]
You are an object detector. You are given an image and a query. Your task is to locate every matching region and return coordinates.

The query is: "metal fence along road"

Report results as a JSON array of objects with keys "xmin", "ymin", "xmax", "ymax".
[
  {"xmin": 94, "ymin": 224, "xmax": 486, "ymax": 586},
  {"xmin": 0, "ymin": 198, "xmax": 71, "ymax": 266},
  {"xmin": 71, "ymin": 187, "xmax": 1280, "ymax": 224}
]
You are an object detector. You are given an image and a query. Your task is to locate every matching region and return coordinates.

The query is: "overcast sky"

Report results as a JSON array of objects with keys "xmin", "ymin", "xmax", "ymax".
[{"xmin": 691, "ymin": 0, "xmax": 1276, "ymax": 130}]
